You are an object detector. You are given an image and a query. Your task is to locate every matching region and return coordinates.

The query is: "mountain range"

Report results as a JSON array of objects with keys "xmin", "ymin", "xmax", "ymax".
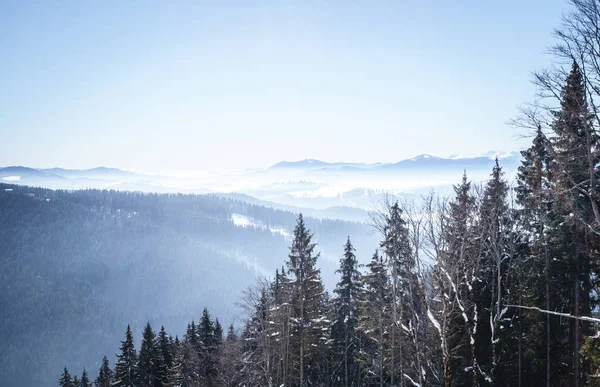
[{"xmin": 0, "ymin": 151, "xmax": 522, "ymax": 214}]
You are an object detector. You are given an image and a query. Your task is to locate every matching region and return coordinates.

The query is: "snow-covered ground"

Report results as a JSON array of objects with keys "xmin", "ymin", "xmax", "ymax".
[{"xmin": 231, "ymin": 213, "xmax": 291, "ymax": 239}]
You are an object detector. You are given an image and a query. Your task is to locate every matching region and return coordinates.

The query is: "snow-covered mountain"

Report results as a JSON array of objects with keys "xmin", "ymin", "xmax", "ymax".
[{"xmin": 0, "ymin": 151, "xmax": 521, "ymax": 214}]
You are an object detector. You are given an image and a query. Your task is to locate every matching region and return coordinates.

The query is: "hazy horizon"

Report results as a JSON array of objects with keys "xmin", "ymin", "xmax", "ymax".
[
  {"xmin": 1, "ymin": 148, "xmax": 521, "ymax": 176},
  {"xmin": 1, "ymin": 1, "xmax": 565, "ymax": 172}
]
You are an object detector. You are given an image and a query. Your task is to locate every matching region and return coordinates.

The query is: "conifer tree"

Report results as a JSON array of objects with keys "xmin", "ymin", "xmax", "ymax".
[
  {"xmin": 198, "ymin": 307, "xmax": 219, "ymax": 384},
  {"xmin": 214, "ymin": 319, "xmax": 223, "ymax": 347},
  {"xmin": 549, "ymin": 60, "xmax": 600, "ymax": 386},
  {"xmin": 514, "ymin": 126, "xmax": 564, "ymax": 386},
  {"xmin": 157, "ymin": 326, "xmax": 173, "ymax": 386},
  {"xmin": 138, "ymin": 322, "xmax": 162, "ymax": 387},
  {"xmin": 59, "ymin": 367, "xmax": 73, "ymax": 387},
  {"xmin": 359, "ymin": 250, "xmax": 392, "ymax": 386},
  {"xmin": 72, "ymin": 375, "xmax": 79, "ymax": 387},
  {"xmin": 285, "ymin": 214, "xmax": 328, "ymax": 386},
  {"xmin": 80, "ymin": 368, "xmax": 91, "ymax": 387},
  {"xmin": 114, "ymin": 325, "xmax": 138, "ymax": 387},
  {"xmin": 95, "ymin": 356, "xmax": 113, "ymax": 387},
  {"xmin": 331, "ymin": 236, "xmax": 362, "ymax": 387}
]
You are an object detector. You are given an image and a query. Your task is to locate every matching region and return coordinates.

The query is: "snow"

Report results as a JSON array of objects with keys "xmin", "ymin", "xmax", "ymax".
[
  {"xmin": 427, "ymin": 310, "xmax": 441, "ymax": 334},
  {"xmin": 231, "ymin": 213, "xmax": 253, "ymax": 227},
  {"xmin": 231, "ymin": 213, "xmax": 291, "ymax": 239},
  {"xmin": 4, "ymin": 188, "xmax": 13, "ymax": 191},
  {"xmin": 2, "ymin": 176, "xmax": 21, "ymax": 181},
  {"xmin": 403, "ymin": 373, "xmax": 421, "ymax": 387}
]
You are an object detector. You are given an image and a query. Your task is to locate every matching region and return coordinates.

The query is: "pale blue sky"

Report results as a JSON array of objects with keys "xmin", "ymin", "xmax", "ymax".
[{"xmin": 0, "ymin": 0, "xmax": 567, "ymax": 173}]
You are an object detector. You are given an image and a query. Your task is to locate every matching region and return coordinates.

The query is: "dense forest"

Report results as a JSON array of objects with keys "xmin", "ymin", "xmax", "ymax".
[
  {"xmin": 53, "ymin": 1, "xmax": 600, "ymax": 385},
  {"xmin": 0, "ymin": 184, "xmax": 375, "ymax": 387}
]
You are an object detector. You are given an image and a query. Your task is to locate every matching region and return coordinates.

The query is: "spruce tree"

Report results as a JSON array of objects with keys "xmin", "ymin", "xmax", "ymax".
[
  {"xmin": 59, "ymin": 367, "xmax": 73, "ymax": 387},
  {"xmin": 198, "ymin": 307, "xmax": 218, "ymax": 384},
  {"xmin": 331, "ymin": 236, "xmax": 363, "ymax": 387},
  {"xmin": 72, "ymin": 375, "xmax": 79, "ymax": 387},
  {"xmin": 550, "ymin": 60, "xmax": 600, "ymax": 386},
  {"xmin": 359, "ymin": 250, "xmax": 392, "ymax": 386},
  {"xmin": 515, "ymin": 126, "xmax": 565, "ymax": 386},
  {"xmin": 157, "ymin": 326, "xmax": 173, "ymax": 386},
  {"xmin": 80, "ymin": 368, "xmax": 91, "ymax": 387},
  {"xmin": 138, "ymin": 322, "xmax": 162, "ymax": 387},
  {"xmin": 114, "ymin": 325, "xmax": 138, "ymax": 387},
  {"xmin": 285, "ymin": 214, "xmax": 328, "ymax": 386},
  {"xmin": 95, "ymin": 356, "xmax": 113, "ymax": 387}
]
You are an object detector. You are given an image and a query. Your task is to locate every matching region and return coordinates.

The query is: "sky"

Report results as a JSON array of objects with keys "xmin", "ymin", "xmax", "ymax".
[{"xmin": 0, "ymin": 0, "xmax": 569, "ymax": 173}]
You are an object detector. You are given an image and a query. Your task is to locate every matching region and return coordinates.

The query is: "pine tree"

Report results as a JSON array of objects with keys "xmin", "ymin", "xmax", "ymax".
[
  {"xmin": 198, "ymin": 307, "xmax": 218, "ymax": 384},
  {"xmin": 285, "ymin": 214, "xmax": 328, "ymax": 386},
  {"xmin": 359, "ymin": 250, "xmax": 392, "ymax": 386},
  {"xmin": 550, "ymin": 60, "xmax": 600, "ymax": 387},
  {"xmin": 114, "ymin": 325, "xmax": 138, "ymax": 387},
  {"xmin": 95, "ymin": 356, "xmax": 113, "ymax": 387},
  {"xmin": 331, "ymin": 236, "xmax": 363, "ymax": 387},
  {"xmin": 514, "ymin": 126, "xmax": 565, "ymax": 386},
  {"xmin": 138, "ymin": 322, "xmax": 162, "ymax": 387},
  {"xmin": 80, "ymin": 369, "xmax": 91, "ymax": 387},
  {"xmin": 214, "ymin": 319, "xmax": 223, "ymax": 347},
  {"xmin": 157, "ymin": 326, "xmax": 173, "ymax": 386},
  {"xmin": 59, "ymin": 367, "xmax": 73, "ymax": 387},
  {"xmin": 186, "ymin": 321, "xmax": 198, "ymax": 350},
  {"xmin": 72, "ymin": 375, "xmax": 79, "ymax": 387}
]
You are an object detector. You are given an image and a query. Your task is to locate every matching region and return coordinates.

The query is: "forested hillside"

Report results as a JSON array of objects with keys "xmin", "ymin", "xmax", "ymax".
[
  {"xmin": 55, "ymin": 14, "xmax": 600, "ymax": 384},
  {"xmin": 0, "ymin": 185, "xmax": 375, "ymax": 387}
]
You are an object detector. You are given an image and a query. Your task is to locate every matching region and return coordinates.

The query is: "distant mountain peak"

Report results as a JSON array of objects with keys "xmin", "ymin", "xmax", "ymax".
[{"xmin": 408, "ymin": 154, "xmax": 440, "ymax": 161}]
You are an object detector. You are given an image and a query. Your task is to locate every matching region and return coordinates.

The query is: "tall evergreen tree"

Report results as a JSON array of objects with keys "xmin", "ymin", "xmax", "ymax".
[
  {"xmin": 114, "ymin": 325, "xmax": 138, "ymax": 387},
  {"xmin": 515, "ymin": 125, "xmax": 567, "ymax": 386},
  {"xmin": 359, "ymin": 250, "xmax": 392, "ymax": 386},
  {"xmin": 138, "ymin": 322, "xmax": 162, "ymax": 387},
  {"xmin": 285, "ymin": 214, "xmax": 328, "ymax": 386},
  {"xmin": 198, "ymin": 307, "xmax": 219, "ymax": 384},
  {"xmin": 95, "ymin": 356, "xmax": 113, "ymax": 387},
  {"xmin": 80, "ymin": 368, "xmax": 91, "ymax": 387},
  {"xmin": 59, "ymin": 367, "xmax": 73, "ymax": 387},
  {"xmin": 331, "ymin": 236, "xmax": 363, "ymax": 387},
  {"xmin": 157, "ymin": 326, "xmax": 174, "ymax": 386},
  {"xmin": 550, "ymin": 60, "xmax": 600, "ymax": 387}
]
